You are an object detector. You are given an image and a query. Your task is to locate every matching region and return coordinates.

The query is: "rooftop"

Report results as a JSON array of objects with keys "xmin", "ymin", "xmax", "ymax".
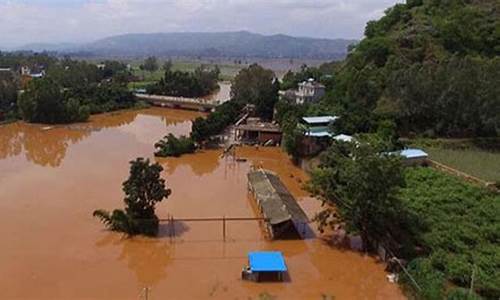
[
  {"xmin": 333, "ymin": 134, "xmax": 354, "ymax": 142},
  {"xmin": 302, "ymin": 116, "xmax": 338, "ymax": 124},
  {"xmin": 247, "ymin": 169, "xmax": 308, "ymax": 225},
  {"xmin": 248, "ymin": 251, "xmax": 287, "ymax": 272},
  {"xmin": 399, "ymin": 148, "xmax": 428, "ymax": 159}
]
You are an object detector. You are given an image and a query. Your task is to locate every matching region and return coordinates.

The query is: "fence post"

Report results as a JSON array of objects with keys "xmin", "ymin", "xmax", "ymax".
[{"xmin": 222, "ymin": 215, "xmax": 226, "ymax": 241}]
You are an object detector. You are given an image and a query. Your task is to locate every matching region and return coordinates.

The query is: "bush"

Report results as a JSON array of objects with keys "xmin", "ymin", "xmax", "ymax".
[
  {"xmin": 447, "ymin": 288, "xmax": 483, "ymax": 300},
  {"xmin": 154, "ymin": 134, "xmax": 196, "ymax": 157},
  {"xmin": 401, "ymin": 258, "xmax": 445, "ymax": 300}
]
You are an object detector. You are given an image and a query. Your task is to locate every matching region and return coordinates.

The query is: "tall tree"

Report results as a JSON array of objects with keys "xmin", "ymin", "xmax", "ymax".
[
  {"xmin": 309, "ymin": 139, "xmax": 407, "ymax": 251},
  {"xmin": 142, "ymin": 56, "xmax": 159, "ymax": 74},
  {"xmin": 93, "ymin": 158, "xmax": 171, "ymax": 236},
  {"xmin": 231, "ymin": 64, "xmax": 279, "ymax": 120}
]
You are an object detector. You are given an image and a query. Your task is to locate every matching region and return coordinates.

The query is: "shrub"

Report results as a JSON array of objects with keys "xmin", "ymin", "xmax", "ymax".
[{"xmin": 154, "ymin": 134, "xmax": 196, "ymax": 157}]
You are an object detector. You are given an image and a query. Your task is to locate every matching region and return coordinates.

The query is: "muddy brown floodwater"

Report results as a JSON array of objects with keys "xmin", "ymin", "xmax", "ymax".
[{"xmin": 0, "ymin": 108, "xmax": 405, "ymax": 300}]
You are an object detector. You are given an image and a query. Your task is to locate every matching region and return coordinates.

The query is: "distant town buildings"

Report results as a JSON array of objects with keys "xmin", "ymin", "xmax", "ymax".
[
  {"xmin": 20, "ymin": 65, "xmax": 46, "ymax": 78},
  {"xmin": 279, "ymin": 78, "xmax": 326, "ymax": 105}
]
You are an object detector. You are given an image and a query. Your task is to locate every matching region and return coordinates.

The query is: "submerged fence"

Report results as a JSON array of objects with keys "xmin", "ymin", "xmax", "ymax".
[{"xmin": 159, "ymin": 216, "xmax": 269, "ymax": 241}]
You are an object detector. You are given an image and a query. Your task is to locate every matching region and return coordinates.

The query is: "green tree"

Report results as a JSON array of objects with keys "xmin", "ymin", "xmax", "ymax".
[
  {"xmin": 93, "ymin": 158, "xmax": 171, "ymax": 236},
  {"xmin": 162, "ymin": 60, "xmax": 173, "ymax": 71},
  {"xmin": 309, "ymin": 139, "xmax": 407, "ymax": 251},
  {"xmin": 231, "ymin": 64, "xmax": 278, "ymax": 120},
  {"xmin": 18, "ymin": 77, "xmax": 67, "ymax": 123},
  {"xmin": 154, "ymin": 134, "xmax": 196, "ymax": 157},
  {"xmin": 143, "ymin": 56, "xmax": 159, "ymax": 74}
]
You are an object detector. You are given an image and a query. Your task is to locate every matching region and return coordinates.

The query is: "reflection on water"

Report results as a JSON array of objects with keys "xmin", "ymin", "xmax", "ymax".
[
  {"xmin": 96, "ymin": 234, "xmax": 172, "ymax": 288},
  {"xmin": 0, "ymin": 108, "xmax": 203, "ymax": 167},
  {"xmin": 159, "ymin": 150, "xmax": 221, "ymax": 177}
]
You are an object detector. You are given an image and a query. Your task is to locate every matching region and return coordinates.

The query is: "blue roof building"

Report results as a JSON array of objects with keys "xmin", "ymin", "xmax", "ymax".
[
  {"xmin": 248, "ymin": 251, "xmax": 287, "ymax": 272},
  {"xmin": 243, "ymin": 251, "xmax": 288, "ymax": 282}
]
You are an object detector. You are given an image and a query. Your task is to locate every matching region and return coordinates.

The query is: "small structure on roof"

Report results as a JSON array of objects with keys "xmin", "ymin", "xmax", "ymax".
[
  {"xmin": 242, "ymin": 251, "xmax": 287, "ymax": 282},
  {"xmin": 247, "ymin": 169, "xmax": 309, "ymax": 239}
]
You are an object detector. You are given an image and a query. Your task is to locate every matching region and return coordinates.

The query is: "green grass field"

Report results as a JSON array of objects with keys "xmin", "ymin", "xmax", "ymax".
[{"xmin": 409, "ymin": 138, "xmax": 500, "ymax": 182}]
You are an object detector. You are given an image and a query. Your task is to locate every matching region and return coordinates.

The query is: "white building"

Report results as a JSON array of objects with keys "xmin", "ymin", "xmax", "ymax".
[{"xmin": 280, "ymin": 78, "xmax": 326, "ymax": 105}]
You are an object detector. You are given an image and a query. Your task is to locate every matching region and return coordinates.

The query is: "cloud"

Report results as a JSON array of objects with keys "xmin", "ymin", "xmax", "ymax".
[{"xmin": 0, "ymin": 0, "xmax": 402, "ymax": 48}]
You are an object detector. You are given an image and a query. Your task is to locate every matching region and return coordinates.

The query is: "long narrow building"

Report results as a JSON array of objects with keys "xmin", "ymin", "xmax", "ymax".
[{"xmin": 247, "ymin": 169, "xmax": 309, "ymax": 239}]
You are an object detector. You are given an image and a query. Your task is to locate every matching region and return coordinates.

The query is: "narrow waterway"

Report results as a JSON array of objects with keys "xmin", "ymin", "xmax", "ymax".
[{"xmin": 0, "ymin": 108, "xmax": 404, "ymax": 300}]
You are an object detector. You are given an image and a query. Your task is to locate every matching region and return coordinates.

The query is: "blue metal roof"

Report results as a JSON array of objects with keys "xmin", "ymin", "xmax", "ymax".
[
  {"xmin": 400, "ymin": 148, "xmax": 428, "ymax": 159},
  {"xmin": 248, "ymin": 251, "xmax": 287, "ymax": 272}
]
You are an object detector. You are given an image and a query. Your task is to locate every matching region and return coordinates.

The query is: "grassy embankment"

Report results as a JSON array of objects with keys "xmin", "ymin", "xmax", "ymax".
[
  {"xmin": 408, "ymin": 138, "xmax": 500, "ymax": 183},
  {"xmin": 128, "ymin": 60, "xmax": 243, "ymax": 90}
]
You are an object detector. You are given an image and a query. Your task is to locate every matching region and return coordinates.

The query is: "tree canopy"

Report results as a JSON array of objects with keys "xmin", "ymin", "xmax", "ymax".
[
  {"xmin": 93, "ymin": 158, "xmax": 171, "ymax": 237},
  {"xmin": 147, "ymin": 65, "xmax": 220, "ymax": 98},
  {"xmin": 231, "ymin": 64, "xmax": 279, "ymax": 120}
]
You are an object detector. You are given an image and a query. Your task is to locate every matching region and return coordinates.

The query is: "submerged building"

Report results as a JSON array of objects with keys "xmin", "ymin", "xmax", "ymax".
[{"xmin": 247, "ymin": 169, "xmax": 309, "ymax": 239}]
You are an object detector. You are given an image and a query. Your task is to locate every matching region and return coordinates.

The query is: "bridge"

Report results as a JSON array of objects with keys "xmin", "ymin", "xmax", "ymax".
[{"xmin": 135, "ymin": 93, "xmax": 218, "ymax": 112}]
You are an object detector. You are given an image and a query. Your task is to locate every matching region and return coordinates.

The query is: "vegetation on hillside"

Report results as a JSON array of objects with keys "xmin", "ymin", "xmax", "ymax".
[
  {"xmin": 93, "ymin": 158, "xmax": 171, "ymax": 237},
  {"xmin": 280, "ymin": 0, "xmax": 499, "ymax": 138}
]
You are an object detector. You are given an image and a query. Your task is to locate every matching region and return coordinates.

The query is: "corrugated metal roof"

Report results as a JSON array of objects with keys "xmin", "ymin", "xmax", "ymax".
[
  {"xmin": 400, "ymin": 148, "xmax": 428, "ymax": 159},
  {"xmin": 302, "ymin": 116, "xmax": 338, "ymax": 124},
  {"xmin": 247, "ymin": 169, "xmax": 309, "ymax": 225}
]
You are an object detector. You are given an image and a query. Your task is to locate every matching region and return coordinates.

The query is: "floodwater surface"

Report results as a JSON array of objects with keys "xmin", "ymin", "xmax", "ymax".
[{"xmin": 0, "ymin": 108, "xmax": 404, "ymax": 300}]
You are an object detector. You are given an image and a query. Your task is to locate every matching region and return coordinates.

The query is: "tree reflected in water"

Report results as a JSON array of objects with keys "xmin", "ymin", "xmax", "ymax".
[
  {"xmin": 96, "ymin": 233, "xmax": 172, "ymax": 288},
  {"xmin": 0, "ymin": 112, "xmax": 137, "ymax": 167},
  {"xmin": 158, "ymin": 150, "xmax": 221, "ymax": 177}
]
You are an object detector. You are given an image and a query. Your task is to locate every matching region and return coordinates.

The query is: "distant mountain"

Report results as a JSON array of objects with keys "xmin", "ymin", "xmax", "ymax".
[
  {"xmin": 17, "ymin": 31, "xmax": 356, "ymax": 59},
  {"xmin": 16, "ymin": 42, "xmax": 80, "ymax": 52}
]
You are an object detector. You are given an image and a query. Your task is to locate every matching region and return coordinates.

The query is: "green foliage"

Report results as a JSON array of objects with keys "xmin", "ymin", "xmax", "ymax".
[
  {"xmin": 309, "ymin": 139, "xmax": 408, "ymax": 251},
  {"xmin": 400, "ymin": 258, "xmax": 446, "ymax": 300},
  {"xmin": 319, "ymin": 0, "xmax": 500, "ymax": 137},
  {"xmin": 141, "ymin": 56, "xmax": 159, "ymax": 73},
  {"xmin": 190, "ymin": 100, "xmax": 243, "ymax": 143},
  {"xmin": 447, "ymin": 288, "xmax": 484, "ymax": 300},
  {"xmin": 154, "ymin": 134, "xmax": 196, "ymax": 157},
  {"xmin": 231, "ymin": 64, "xmax": 278, "ymax": 120},
  {"xmin": 400, "ymin": 167, "xmax": 500, "ymax": 298},
  {"xmin": 0, "ymin": 71, "xmax": 18, "ymax": 120},
  {"xmin": 147, "ymin": 65, "xmax": 219, "ymax": 98},
  {"xmin": 18, "ymin": 77, "xmax": 90, "ymax": 124},
  {"xmin": 93, "ymin": 158, "xmax": 171, "ymax": 237},
  {"xmin": 18, "ymin": 77, "xmax": 135, "ymax": 124}
]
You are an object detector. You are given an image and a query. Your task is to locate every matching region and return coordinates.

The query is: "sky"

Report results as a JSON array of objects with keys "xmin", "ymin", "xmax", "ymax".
[{"xmin": 0, "ymin": 0, "xmax": 403, "ymax": 48}]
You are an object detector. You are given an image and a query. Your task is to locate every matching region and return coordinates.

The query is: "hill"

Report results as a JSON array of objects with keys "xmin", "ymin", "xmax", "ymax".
[
  {"xmin": 323, "ymin": 0, "xmax": 499, "ymax": 137},
  {"xmin": 17, "ymin": 31, "xmax": 356, "ymax": 60}
]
